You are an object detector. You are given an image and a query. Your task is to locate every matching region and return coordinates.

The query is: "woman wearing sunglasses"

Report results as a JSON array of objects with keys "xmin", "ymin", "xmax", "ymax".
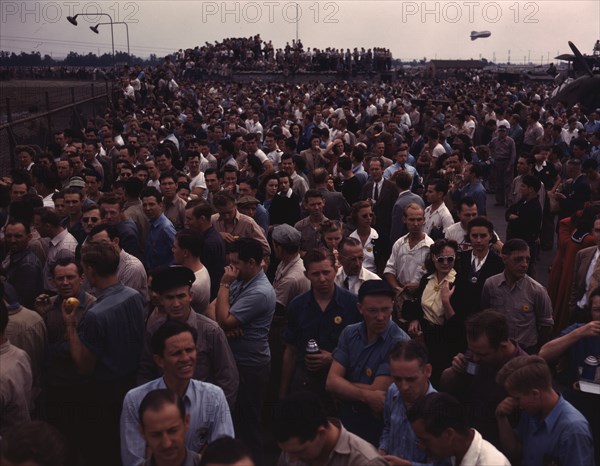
[{"xmin": 404, "ymin": 238, "xmax": 462, "ymax": 386}]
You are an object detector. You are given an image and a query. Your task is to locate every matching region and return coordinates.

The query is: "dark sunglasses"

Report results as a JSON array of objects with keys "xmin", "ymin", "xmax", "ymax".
[
  {"xmin": 435, "ymin": 256, "xmax": 455, "ymax": 264},
  {"xmin": 82, "ymin": 216, "xmax": 99, "ymax": 223}
]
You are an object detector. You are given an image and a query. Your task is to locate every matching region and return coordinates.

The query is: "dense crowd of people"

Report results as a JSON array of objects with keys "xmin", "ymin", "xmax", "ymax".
[
  {"xmin": 1, "ymin": 53, "xmax": 600, "ymax": 466},
  {"xmin": 176, "ymin": 36, "xmax": 393, "ymax": 76}
]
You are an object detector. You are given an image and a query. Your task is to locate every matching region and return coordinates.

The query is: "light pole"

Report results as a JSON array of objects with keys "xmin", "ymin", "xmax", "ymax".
[
  {"xmin": 67, "ymin": 13, "xmax": 115, "ymax": 68},
  {"xmin": 91, "ymin": 22, "xmax": 130, "ymax": 64}
]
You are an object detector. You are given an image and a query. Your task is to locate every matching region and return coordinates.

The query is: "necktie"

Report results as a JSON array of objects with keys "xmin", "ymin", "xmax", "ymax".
[
  {"xmin": 343, "ymin": 276, "xmax": 350, "ymax": 290},
  {"xmin": 373, "ymin": 182, "xmax": 379, "ymax": 202}
]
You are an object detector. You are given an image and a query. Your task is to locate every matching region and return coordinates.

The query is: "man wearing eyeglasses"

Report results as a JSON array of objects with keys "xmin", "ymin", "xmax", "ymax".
[
  {"xmin": 481, "ymin": 239, "xmax": 553, "ymax": 354},
  {"xmin": 335, "ymin": 237, "xmax": 381, "ymax": 295},
  {"xmin": 326, "ymin": 280, "xmax": 409, "ymax": 446}
]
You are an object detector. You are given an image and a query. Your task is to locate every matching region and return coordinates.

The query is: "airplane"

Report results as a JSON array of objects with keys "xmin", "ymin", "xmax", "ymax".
[
  {"xmin": 551, "ymin": 41, "xmax": 600, "ymax": 112},
  {"xmin": 470, "ymin": 31, "xmax": 491, "ymax": 41}
]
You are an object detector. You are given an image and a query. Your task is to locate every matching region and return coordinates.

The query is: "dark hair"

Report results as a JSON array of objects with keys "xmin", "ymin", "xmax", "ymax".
[
  {"xmin": 138, "ymin": 389, "xmax": 186, "ymax": 427},
  {"xmin": 338, "ymin": 237, "xmax": 362, "ymax": 256},
  {"xmin": 273, "ymin": 391, "xmax": 329, "ymax": 443},
  {"xmin": 407, "ymin": 392, "xmax": 469, "ymax": 436},
  {"xmin": 496, "ymin": 355, "xmax": 553, "ymax": 393},
  {"xmin": 389, "ymin": 339, "xmax": 429, "ymax": 366},
  {"xmin": 303, "ymin": 248, "xmax": 336, "ymax": 270},
  {"xmin": 425, "ymin": 239, "xmax": 458, "ymax": 273},
  {"xmin": 395, "ymin": 170, "xmax": 413, "ymax": 190},
  {"xmin": 350, "ymin": 200, "xmax": 374, "ymax": 225},
  {"xmin": 0, "ymin": 421, "xmax": 68, "ymax": 466},
  {"xmin": 213, "ymin": 190, "xmax": 236, "ymax": 208},
  {"xmin": 465, "ymin": 310, "xmax": 509, "ymax": 348},
  {"xmin": 33, "ymin": 207, "xmax": 61, "ymax": 228},
  {"xmin": 175, "ymin": 229, "xmax": 203, "ymax": 257},
  {"xmin": 80, "ymin": 241, "xmax": 119, "ymax": 277},
  {"xmin": 501, "ymin": 238, "xmax": 529, "ymax": 255},
  {"xmin": 199, "ymin": 437, "xmax": 253, "ymax": 466},
  {"xmin": 427, "ymin": 178, "xmax": 449, "ymax": 196},
  {"xmin": 468, "ymin": 163, "xmax": 483, "ymax": 178},
  {"xmin": 5, "ymin": 219, "xmax": 31, "ymax": 235},
  {"xmin": 457, "ymin": 196, "xmax": 476, "ymax": 212},
  {"xmin": 151, "ymin": 320, "xmax": 198, "ymax": 357},
  {"xmin": 521, "ymin": 174, "xmax": 541, "ymax": 192},
  {"xmin": 337, "ymin": 156, "xmax": 352, "ymax": 171},
  {"xmin": 50, "ymin": 257, "xmax": 83, "ymax": 276},
  {"xmin": 98, "ymin": 193, "xmax": 124, "ymax": 209},
  {"xmin": 303, "ymin": 189, "xmax": 323, "ymax": 203},
  {"xmin": 124, "ymin": 177, "xmax": 144, "ymax": 198},
  {"xmin": 140, "ymin": 186, "xmax": 163, "ymax": 204},
  {"xmin": 467, "ymin": 216, "xmax": 494, "ymax": 236},
  {"xmin": 231, "ymin": 237, "xmax": 263, "ymax": 263},
  {"xmin": 88, "ymin": 223, "xmax": 119, "ymax": 241},
  {"xmin": 185, "ymin": 199, "xmax": 213, "ymax": 220}
]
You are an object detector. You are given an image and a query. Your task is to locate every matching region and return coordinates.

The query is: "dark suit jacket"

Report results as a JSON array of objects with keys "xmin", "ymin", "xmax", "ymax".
[
  {"xmin": 569, "ymin": 246, "xmax": 597, "ymax": 314},
  {"xmin": 454, "ymin": 250, "xmax": 505, "ymax": 316},
  {"xmin": 317, "ymin": 187, "xmax": 351, "ymax": 222},
  {"xmin": 361, "ymin": 179, "xmax": 399, "ymax": 237},
  {"xmin": 559, "ymin": 175, "xmax": 591, "ymax": 219}
]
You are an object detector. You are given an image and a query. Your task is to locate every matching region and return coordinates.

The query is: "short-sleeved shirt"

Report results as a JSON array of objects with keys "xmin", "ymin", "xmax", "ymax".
[
  {"xmin": 78, "ymin": 283, "xmax": 145, "ymax": 382},
  {"xmin": 481, "ymin": 273, "xmax": 554, "ymax": 348},
  {"xmin": 333, "ymin": 321, "xmax": 410, "ymax": 385},
  {"xmin": 277, "ymin": 418, "xmax": 388, "ymax": 466},
  {"xmin": 558, "ymin": 323, "xmax": 600, "ymax": 383},
  {"xmin": 384, "ymin": 234, "xmax": 434, "ymax": 285},
  {"xmin": 228, "ymin": 270, "xmax": 276, "ymax": 366},
  {"xmin": 294, "ymin": 216, "xmax": 329, "ymax": 253},
  {"xmin": 333, "ymin": 321, "xmax": 409, "ymax": 445},
  {"xmin": 284, "ymin": 286, "xmax": 361, "ymax": 367},
  {"xmin": 516, "ymin": 395, "xmax": 594, "ymax": 466}
]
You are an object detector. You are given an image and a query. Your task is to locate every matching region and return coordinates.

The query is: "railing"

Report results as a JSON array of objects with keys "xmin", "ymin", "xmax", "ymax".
[{"xmin": 0, "ymin": 81, "xmax": 115, "ymax": 174}]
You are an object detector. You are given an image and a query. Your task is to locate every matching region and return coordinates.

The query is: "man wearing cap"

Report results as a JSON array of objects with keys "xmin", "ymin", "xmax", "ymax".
[
  {"xmin": 488, "ymin": 124, "xmax": 516, "ymax": 207},
  {"xmin": 270, "ymin": 224, "xmax": 311, "ymax": 401},
  {"xmin": 272, "ymin": 224, "xmax": 311, "ymax": 311},
  {"xmin": 326, "ymin": 280, "xmax": 410, "ymax": 446},
  {"xmin": 335, "ymin": 237, "xmax": 381, "ymax": 296},
  {"xmin": 236, "ymin": 195, "xmax": 268, "ymax": 237},
  {"xmin": 138, "ymin": 266, "xmax": 239, "ymax": 409}
]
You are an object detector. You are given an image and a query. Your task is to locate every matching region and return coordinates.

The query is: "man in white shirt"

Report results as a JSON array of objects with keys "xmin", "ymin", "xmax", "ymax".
[
  {"xmin": 334, "ymin": 238, "xmax": 381, "ymax": 295},
  {"xmin": 264, "ymin": 131, "xmax": 282, "ymax": 171},
  {"xmin": 384, "ymin": 204, "xmax": 433, "ymax": 298},
  {"xmin": 423, "ymin": 179, "xmax": 454, "ymax": 240},
  {"xmin": 409, "ymin": 392, "xmax": 509, "ymax": 466}
]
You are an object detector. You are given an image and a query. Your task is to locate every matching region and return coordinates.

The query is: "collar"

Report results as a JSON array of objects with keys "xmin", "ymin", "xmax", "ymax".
[
  {"xmin": 358, "ymin": 319, "xmax": 395, "ymax": 343},
  {"xmin": 397, "ymin": 189, "xmax": 411, "ymax": 196},
  {"xmin": 499, "ymin": 272, "xmax": 525, "ymax": 289},
  {"xmin": 427, "ymin": 268, "xmax": 457, "ymax": 284},
  {"xmin": 536, "ymin": 394, "xmax": 566, "ymax": 431},
  {"xmin": 0, "ymin": 340, "xmax": 11, "ymax": 355},
  {"xmin": 50, "ymin": 228, "xmax": 69, "ymax": 246}
]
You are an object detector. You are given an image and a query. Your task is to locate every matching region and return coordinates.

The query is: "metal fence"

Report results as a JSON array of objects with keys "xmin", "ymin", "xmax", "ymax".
[{"xmin": 0, "ymin": 81, "xmax": 116, "ymax": 175}]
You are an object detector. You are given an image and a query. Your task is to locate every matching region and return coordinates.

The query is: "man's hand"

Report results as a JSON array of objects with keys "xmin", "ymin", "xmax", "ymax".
[
  {"xmin": 450, "ymin": 353, "xmax": 467, "ymax": 374},
  {"xmin": 221, "ymin": 265, "xmax": 240, "ymax": 285},
  {"xmin": 225, "ymin": 328, "xmax": 244, "ymax": 339},
  {"xmin": 363, "ymin": 389, "xmax": 386, "ymax": 416},
  {"xmin": 33, "ymin": 294, "xmax": 52, "ymax": 317},
  {"xmin": 60, "ymin": 299, "xmax": 78, "ymax": 327},
  {"xmin": 220, "ymin": 232, "xmax": 238, "ymax": 243},
  {"xmin": 496, "ymin": 396, "xmax": 518, "ymax": 418},
  {"xmin": 382, "ymin": 455, "xmax": 413, "ymax": 466},
  {"xmin": 304, "ymin": 350, "xmax": 333, "ymax": 371},
  {"xmin": 404, "ymin": 282, "xmax": 420, "ymax": 294},
  {"xmin": 408, "ymin": 320, "xmax": 422, "ymax": 337},
  {"xmin": 579, "ymin": 320, "xmax": 600, "ymax": 338}
]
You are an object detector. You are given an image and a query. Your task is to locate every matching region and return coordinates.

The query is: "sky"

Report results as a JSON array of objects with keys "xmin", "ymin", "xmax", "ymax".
[{"xmin": 1, "ymin": 1, "xmax": 598, "ymax": 63}]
